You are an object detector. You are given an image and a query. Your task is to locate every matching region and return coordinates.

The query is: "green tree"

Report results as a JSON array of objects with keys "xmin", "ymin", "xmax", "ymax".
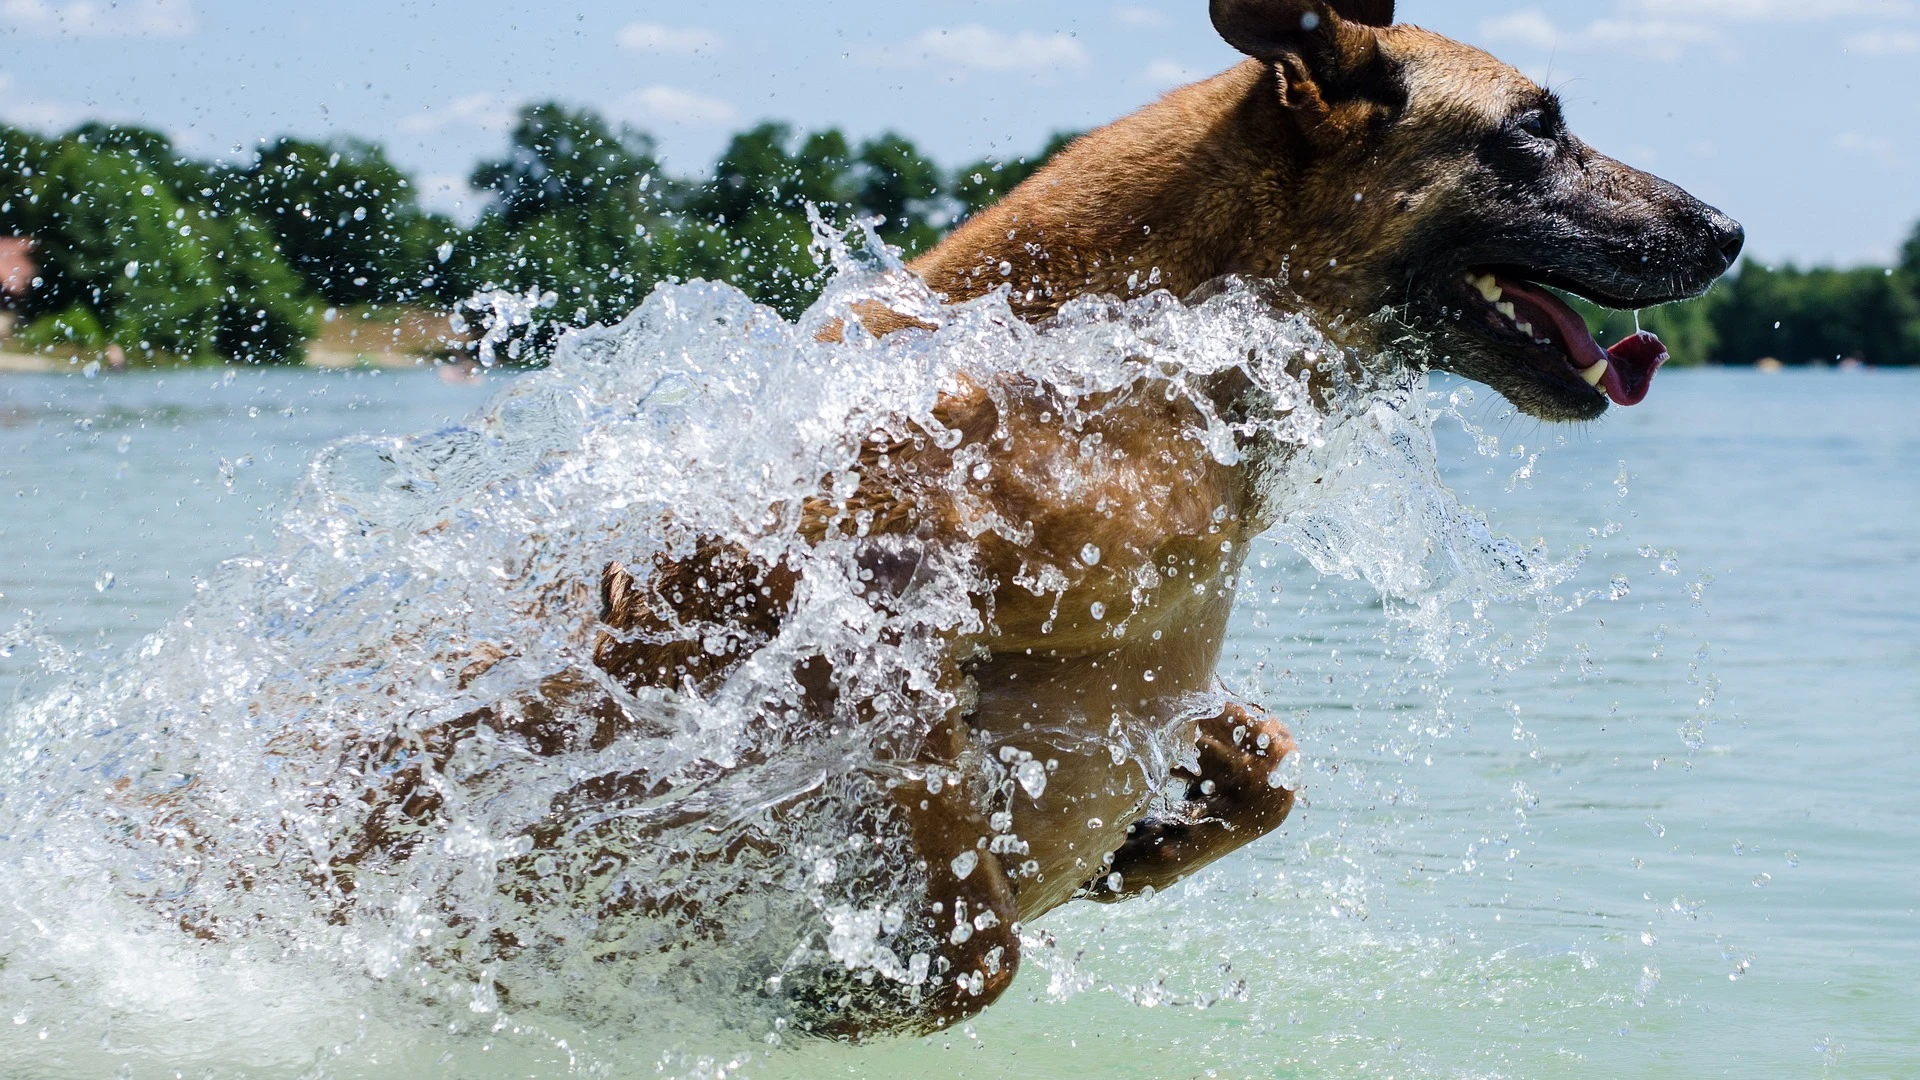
[
  {"xmin": 0, "ymin": 125, "xmax": 315, "ymax": 363},
  {"xmin": 66, "ymin": 122, "xmax": 216, "ymax": 203},
  {"xmin": 684, "ymin": 123, "xmax": 859, "ymax": 317},
  {"xmin": 458, "ymin": 103, "xmax": 701, "ymax": 349},
  {"xmin": 234, "ymin": 138, "xmax": 455, "ymax": 307},
  {"xmin": 952, "ymin": 132, "xmax": 1082, "ymax": 220},
  {"xmin": 471, "ymin": 104, "xmax": 662, "ymax": 228},
  {"xmin": 1710, "ymin": 261, "xmax": 1920, "ymax": 366},
  {"xmin": 1572, "ymin": 294, "xmax": 1719, "ymax": 368},
  {"xmin": 852, "ymin": 133, "xmax": 945, "ymax": 256}
]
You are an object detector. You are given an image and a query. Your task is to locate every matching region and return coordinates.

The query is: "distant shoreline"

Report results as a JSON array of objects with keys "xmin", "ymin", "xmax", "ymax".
[
  {"xmin": 0, "ymin": 349, "xmax": 451, "ymax": 374},
  {"xmin": 0, "ymin": 303, "xmax": 469, "ymax": 374},
  {"xmin": 0, "ymin": 351, "xmax": 53, "ymax": 373}
]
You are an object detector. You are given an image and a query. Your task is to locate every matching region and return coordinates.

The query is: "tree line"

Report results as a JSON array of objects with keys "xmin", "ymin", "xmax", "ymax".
[{"xmin": 1, "ymin": 103, "xmax": 1916, "ymax": 367}]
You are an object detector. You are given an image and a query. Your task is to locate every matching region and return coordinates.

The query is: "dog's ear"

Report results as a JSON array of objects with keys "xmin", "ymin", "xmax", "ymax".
[
  {"xmin": 1210, "ymin": 0, "xmax": 1393, "ymax": 116},
  {"xmin": 1331, "ymin": 0, "xmax": 1394, "ymax": 26}
]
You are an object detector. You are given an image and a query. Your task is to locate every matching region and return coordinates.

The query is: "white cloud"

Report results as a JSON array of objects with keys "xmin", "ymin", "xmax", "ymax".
[
  {"xmin": 614, "ymin": 86, "xmax": 738, "ymax": 129},
  {"xmin": 1482, "ymin": 9, "xmax": 1726, "ymax": 61},
  {"xmin": 1834, "ymin": 131, "xmax": 1900, "ymax": 164},
  {"xmin": 867, "ymin": 25, "xmax": 1092, "ymax": 76},
  {"xmin": 1114, "ymin": 5, "xmax": 1166, "ymax": 27},
  {"xmin": 163, "ymin": 124, "xmax": 214, "ymax": 154},
  {"xmin": 0, "ymin": 72, "xmax": 87, "ymax": 130},
  {"xmin": 0, "ymin": 0, "xmax": 195, "ymax": 37},
  {"xmin": 400, "ymin": 92, "xmax": 517, "ymax": 136},
  {"xmin": 615, "ymin": 22, "xmax": 723, "ymax": 55},
  {"xmin": 1142, "ymin": 58, "xmax": 1205, "ymax": 88},
  {"xmin": 1623, "ymin": 0, "xmax": 1910, "ymax": 20},
  {"xmin": 1485, "ymin": 1, "xmax": 1914, "ymax": 60},
  {"xmin": 1581, "ymin": 18, "xmax": 1724, "ymax": 54},
  {"xmin": 417, "ymin": 173, "xmax": 487, "ymax": 224},
  {"xmin": 1480, "ymin": 10, "xmax": 1560, "ymax": 49},
  {"xmin": 1845, "ymin": 28, "xmax": 1920, "ymax": 53}
]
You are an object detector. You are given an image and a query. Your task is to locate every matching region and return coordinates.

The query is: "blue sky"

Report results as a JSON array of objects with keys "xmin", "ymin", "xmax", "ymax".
[{"xmin": 2, "ymin": 0, "xmax": 1916, "ymax": 266}]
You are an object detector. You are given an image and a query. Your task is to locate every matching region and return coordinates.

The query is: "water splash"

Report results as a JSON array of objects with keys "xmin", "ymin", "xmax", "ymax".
[{"xmin": 0, "ymin": 221, "xmax": 1591, "ymax": 1072}]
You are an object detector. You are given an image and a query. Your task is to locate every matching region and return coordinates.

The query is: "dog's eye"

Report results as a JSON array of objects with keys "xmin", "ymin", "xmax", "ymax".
[{"xmin": 1517, "ymin": 112, "xmax": 1549, "ymax": 140}]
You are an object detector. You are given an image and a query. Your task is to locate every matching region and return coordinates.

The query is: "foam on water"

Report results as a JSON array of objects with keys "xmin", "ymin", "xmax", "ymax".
[{"xmin": 0, "ymin": 226, "xmax": 1591, "ymax": 1074}]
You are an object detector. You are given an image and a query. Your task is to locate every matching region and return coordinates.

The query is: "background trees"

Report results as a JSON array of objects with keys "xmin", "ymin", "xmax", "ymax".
[
  {"xmin": 2, "ymin": 112, "xmax": 1916, "ymax": 367},
  {"xmin": 1, "ymin": 124, "xmax": 314, "ymax": 362},
  {"xmin": 235, "ymin": 138, "xmax": 456, "ymax": 309},
  {"xmin": 457, "ymin": 104, "xmax": 686, "ymax": 333}
]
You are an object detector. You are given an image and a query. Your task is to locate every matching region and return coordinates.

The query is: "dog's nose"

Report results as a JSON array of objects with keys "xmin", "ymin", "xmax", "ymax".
[{"xmin": 1709, "ymin": 212, "xmax": 1745, "ymax": 269}]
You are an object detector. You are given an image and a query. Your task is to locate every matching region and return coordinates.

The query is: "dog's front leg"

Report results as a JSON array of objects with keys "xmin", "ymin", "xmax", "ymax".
[
  {"xmin": 880, "ymin": 769, "xmax": 1022, "ymax": 1032},
  {"xmin": 1081, "ymin": 700, "xmax": 1297, "ymax": 902}
]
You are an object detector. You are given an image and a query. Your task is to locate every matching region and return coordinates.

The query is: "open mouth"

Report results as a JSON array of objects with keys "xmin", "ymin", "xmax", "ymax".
[{"xmin": 1459, "ymin": 269, "xmax": 1669, "ymax": 408}]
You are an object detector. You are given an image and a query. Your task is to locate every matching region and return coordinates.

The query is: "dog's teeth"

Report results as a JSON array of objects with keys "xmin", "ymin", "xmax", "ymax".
[
  {"xmin": 1496, "ymin": 301, "xmax": 1517, "ymax": 322},
  {"xmin": 1516, "ymin": 321, "xmax": 1533, "ymax": 336},
  {"xmin": 1469, "ymin": 274, "xmax": 1503, "ymax": 303},
  {"xmin": 1579, "ymin": 358, "xmax": 1609, "ymax": 387}
]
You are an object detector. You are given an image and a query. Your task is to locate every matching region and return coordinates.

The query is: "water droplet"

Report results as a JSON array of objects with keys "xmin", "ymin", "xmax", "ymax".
[
  {"xmin": 1785, "ymin": 851, "xmax": 1800, "ymax": 868},
  {"xmin": 1632, "ymin": 965, "xmax": 1661, "ymax": 1007},
  {"xmin": 1752, "ymin": 873, "xmax": 1771, "ymax": 888},
  {"xmin": 950, "ymin": 851, "xmax": 978, "ymax": 880},
  {"xmin": 93, "ymin": 571, "xmax": 115, "ymax": 593},
  {"xmin": 1079, "ymin": 543, "xmax": 1101, "ymax": 566},
  {"xmin": 1646, "ymin": 818, "xmax": 1665, "ymax": 838},
  {"xmin": 1089, "ymin": 601, "xmax": 1107, "ymax": 621},
  {"xmin": 1015, "ymin": 759, "xmax": 1047, "ymax": 799}
]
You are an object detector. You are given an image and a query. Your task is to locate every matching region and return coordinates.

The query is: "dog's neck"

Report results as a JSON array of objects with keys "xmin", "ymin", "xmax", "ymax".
[{"xmin": 911, "ymin": 60, "xmax": 1367, "ymax": 324}]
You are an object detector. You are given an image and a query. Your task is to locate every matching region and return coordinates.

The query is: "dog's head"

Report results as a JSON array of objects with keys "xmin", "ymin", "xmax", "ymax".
[{"xmin": 1211, "ymin": 0, "xmax": 1744, "ymax": 420}]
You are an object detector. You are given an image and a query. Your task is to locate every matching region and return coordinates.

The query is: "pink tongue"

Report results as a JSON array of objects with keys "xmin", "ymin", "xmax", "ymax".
[
  {"xmin": 1602, "ymin": 331, "xmax": 1668, "ymax": 407},
  {"xmin": 1493, "ymin": 276, "xmax": 1669, "ymax": 408}
]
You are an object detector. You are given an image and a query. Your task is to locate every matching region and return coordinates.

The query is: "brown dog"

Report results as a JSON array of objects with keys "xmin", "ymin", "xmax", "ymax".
[{"xmin": 345, "ymin": 0, "xmax": 1741, "ymax": 1039}]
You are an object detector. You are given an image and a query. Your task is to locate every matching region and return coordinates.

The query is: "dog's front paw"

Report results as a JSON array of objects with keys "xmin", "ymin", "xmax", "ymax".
[
  {"xmin": 1191, "ymin": 702, "xmax": 1298, "ymax": 829},
  {"xmin": 1081, "ymin": 701, "xmax": 1297, "ymax": 903}
]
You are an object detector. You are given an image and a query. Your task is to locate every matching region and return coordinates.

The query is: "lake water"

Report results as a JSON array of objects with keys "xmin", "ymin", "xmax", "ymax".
[{"xmin": 1, "ymin": 363, "xmax": 1914, "ymax": 1078}]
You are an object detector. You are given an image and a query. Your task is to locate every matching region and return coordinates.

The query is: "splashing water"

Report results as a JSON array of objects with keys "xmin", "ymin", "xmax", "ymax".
[{"xmin": 0, "ymin": 224, "xmax": 1590, "ymax": 1072}]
